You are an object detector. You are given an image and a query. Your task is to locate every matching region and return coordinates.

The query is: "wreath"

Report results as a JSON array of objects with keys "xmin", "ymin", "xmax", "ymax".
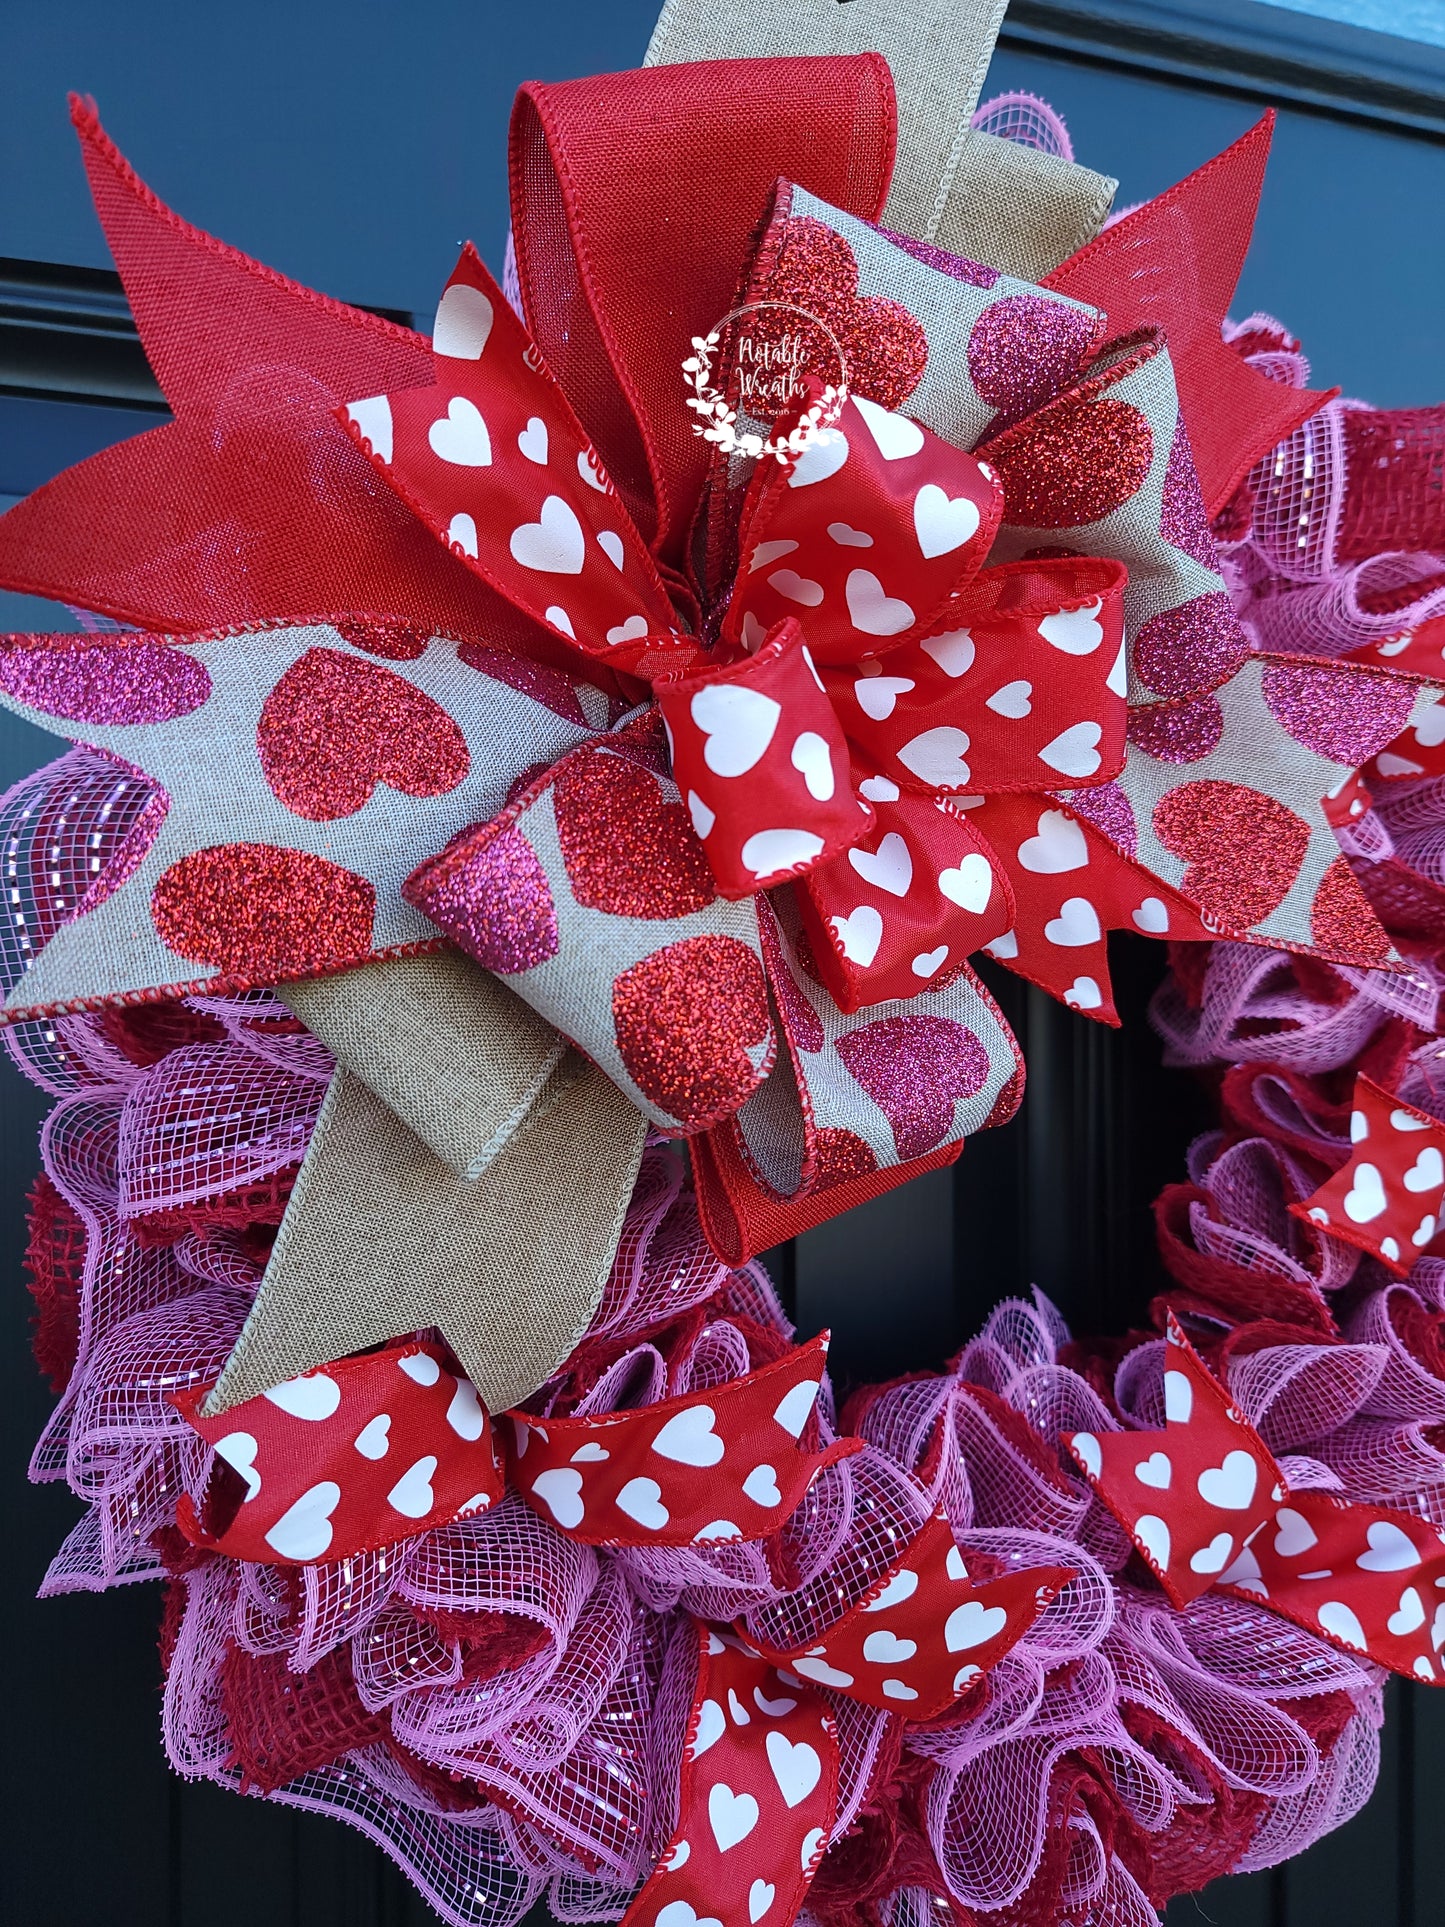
[{"xmin": 4, "ymin": 6, "xmax": 1445, "ymax": 1926}]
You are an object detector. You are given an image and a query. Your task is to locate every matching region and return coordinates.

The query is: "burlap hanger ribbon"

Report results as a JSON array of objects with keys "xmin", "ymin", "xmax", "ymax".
[
  {"xmin": 645, "ymin": 0, "xmax": 1116, "ymax": 277},
  {"xmin": 210, "ymin": 0, "xmax": 1113, "ymax": 1416}
]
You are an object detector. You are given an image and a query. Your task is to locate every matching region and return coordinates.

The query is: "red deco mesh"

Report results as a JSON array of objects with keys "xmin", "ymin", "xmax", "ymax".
[
  {"xmin": 509, "ymin": 55, "xmax": 895, "ymax": 578},
  {"xmin": 1337, "ymin": 405, "xmax": 1445, "ymax": 562},
  {"xmin": 24, "ymin": 1170, "xmax": 86, "ymax": 1391},
  {"xmin": 221, "ymin": 1642, "xmax": 389, "ymax": 1796}
]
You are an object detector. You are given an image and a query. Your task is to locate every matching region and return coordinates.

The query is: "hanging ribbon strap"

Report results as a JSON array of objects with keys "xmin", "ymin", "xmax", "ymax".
[{"xmin": 643, "ymin": 0, "xmax": 1118, "ymax": 277}]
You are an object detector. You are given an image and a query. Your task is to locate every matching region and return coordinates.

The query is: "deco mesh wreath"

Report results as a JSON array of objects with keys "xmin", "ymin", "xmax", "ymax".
[{"xmin": 5, "ymin": 3, "xmax": 1445, "ymax": 1924}]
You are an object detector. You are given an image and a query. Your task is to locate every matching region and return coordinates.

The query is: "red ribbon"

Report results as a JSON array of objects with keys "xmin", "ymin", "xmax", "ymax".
[
  {"xmin": 175, "ymin": 1338, "xmax": 1074, "ymax": 1923},
  {"xmin": 1291, "ymin": 1074, "xmax": 1445, "ymax": 1278},
  {"xmin": 1065, "ymin": 1314, "xmax": 1445, "ymax": 1683},
  {"xmin": 173, "ymin": 1339, "xmax": 505, "ymax": 1563}
]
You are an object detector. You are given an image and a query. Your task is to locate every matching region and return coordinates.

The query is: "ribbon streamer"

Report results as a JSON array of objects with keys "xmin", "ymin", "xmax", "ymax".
[{"xmin": 1066, "ymin": 1315, "xmax": 1445, "ymax": 1683}]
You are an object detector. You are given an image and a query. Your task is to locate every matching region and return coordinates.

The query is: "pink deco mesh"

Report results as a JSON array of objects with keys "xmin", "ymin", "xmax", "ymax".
[
  {"xmin": 5, "ymin": 918, "xmax": 1411, "ymax": 1926},
  {"xmin": 0, "ymin": 745, "xmax": 168, "ymax": 999},
  {"xmin": 970, "ymin": 92, "xmax": 1074, "ymax": 161}
]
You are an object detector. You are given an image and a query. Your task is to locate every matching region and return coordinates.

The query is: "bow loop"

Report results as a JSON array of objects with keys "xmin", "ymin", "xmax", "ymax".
[
  {"xmin": 657, "ymin": 619, "xmax": 873, "ymax": 898},
  {"xmin": 828, "ymin": 554, "xmax": 1129, "ymax": 798},
  {"xmin": 724, "ymin": 391, "xmax": 1003, "ymax": 666},
  {"xmin": 341, "ymin": 244, "xmax": 689, "ymax": 679}
]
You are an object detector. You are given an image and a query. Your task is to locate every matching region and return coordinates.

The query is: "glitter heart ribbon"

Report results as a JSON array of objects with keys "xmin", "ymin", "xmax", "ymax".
[{"xmin": 1064, "ymin": 1314, "xmax": 1445, "ymax": 1683}]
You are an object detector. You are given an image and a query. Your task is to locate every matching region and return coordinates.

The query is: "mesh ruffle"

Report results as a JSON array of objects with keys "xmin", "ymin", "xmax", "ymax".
[{"xmin": 5, "ymin": 988, "xmax": 1416, "ymax": 1927}]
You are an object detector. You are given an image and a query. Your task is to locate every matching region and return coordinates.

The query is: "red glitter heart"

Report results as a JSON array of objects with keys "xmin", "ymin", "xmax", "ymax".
[
  {"xmin": 151, "ymin": 844, "xmax": 375, "ymax": 977},
  {"xmin": 986, "ymin": 396, "xmax": 1153, "ymax": 529},
  {"xmin": 1311, "ymin": 855, "xmax": 1391, "ymax": 964},
  {"xmin": 612, "ymin": 936, "xmax": 772, "ymax": 1129},
  {"xmin": 1153, "ymin": 781, "xmax": 1310, "ymax": 927},
  {"xmin": 257, "ymin": 647, "xmax": 469, "ymax": 822},
  {"xmin": 813, "ymin": 1127, "xmax": 879, "ymax": 1191},
  {"xmin": 752, "ymin": 216, "xmax": 928, "ymax": 410},
  {"xmin": 553, "ymin": 751, "xmax": 714, "ymax": 919},
  {"xmin": 333, "ymin": 620, "xmax": 432, "ymax": 662},
  {"xmin": 835, "ymin": 1015, "xmax": 990, "ymax": 1160}
]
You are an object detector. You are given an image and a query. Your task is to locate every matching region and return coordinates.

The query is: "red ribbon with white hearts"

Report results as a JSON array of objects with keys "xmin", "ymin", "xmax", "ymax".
[
  {"xmin": 176, "ymin": 1335, "xmax": 1074, "ymax": 1926},
  {"xmin": 1064, "ymin": 1315, "xmax": 1445, "ymax": 1683},
  {"xmin": 173, "ymin": 1339, "xmax": 505, "ymax": 1563},
  {"xmin": 1290, "ymin": 1073, "xmax": 1445, "ymax": 1277},
  {"xmin": 342, "ymin": 246, "xmax": 1131, "ymax": 1013}
]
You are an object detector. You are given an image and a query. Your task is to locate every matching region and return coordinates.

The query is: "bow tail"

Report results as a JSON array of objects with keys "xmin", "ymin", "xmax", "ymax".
[
  {"xmin": 966, "ymin": 792, "xmax": 1212, "ymax": 1026},
  {"xmin": 623, "ymin": 1628, "xmax": 840, "ymax": 1927},
  {"xmin": 1067, "ymin": 1315, "xmax": 1445, "ymax": 1683}
]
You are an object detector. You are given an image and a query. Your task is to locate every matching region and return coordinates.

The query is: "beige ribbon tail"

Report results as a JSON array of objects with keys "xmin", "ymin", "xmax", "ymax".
[
  {"xmin": 206, "ymin": 956, "xmax": 647, "ymax": 1416},
  {"xmin": 644, "ymin": 0, "xmax": 1115, "ymax": 277},
  {"xmin": 280, "ymin": 952, "xmax": 565, "ymax": 1178}
]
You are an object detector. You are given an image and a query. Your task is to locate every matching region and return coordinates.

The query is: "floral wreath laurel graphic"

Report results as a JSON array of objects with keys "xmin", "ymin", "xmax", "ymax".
[
  {"xmin": 683, "ymin": 300, "xmax": 851, "ymax": 462},
  {"xmin": 3, "ymin": 16, "xmax": 1445, "ymax": 1927}
]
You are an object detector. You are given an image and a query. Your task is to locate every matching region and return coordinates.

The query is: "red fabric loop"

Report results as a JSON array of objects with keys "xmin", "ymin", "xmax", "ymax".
[{"xmin": 509, "ymin": 56, "xmax": 897, "ymax": 576}]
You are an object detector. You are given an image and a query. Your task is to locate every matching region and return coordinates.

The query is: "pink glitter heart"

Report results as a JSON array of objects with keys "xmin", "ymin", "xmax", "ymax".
[
  {"xmin": 1262, "ymin": 660, "xmax": 1417, "ymax": 765},
  {"xmin": 0, "ymin": 638, "xmax": 210, "ymax": 723},
  {"xmin": 1127, "ymin": 693, "xmax": 1225, "ymax": 764},
  {"xmin": 460, "ymin": 643, "xmax": 590, "ymax": 727},
  {"xmin": 1133, "ymin": 592, "xmax": 1249, "ymax": 700},
  {"xmin": 403, "ymin": 823, "xmax": 558, "ymax": 973},
  {"xmin": 836, "ymin": 1015, "xmax": 990, "ymax": 1159}
]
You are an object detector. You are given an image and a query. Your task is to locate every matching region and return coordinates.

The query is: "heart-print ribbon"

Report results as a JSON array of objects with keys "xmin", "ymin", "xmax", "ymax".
[
  {"xmin": 1065, "ymin": 1315, "xmax": 1445, "ymax": 1683},
  {"xmin": 172, "ymin": 1338, "xmax": 505, "ymax": 1564},
  {"xmin": 654, "ymin": 395, "xmax": 1129, "ymax": 1011},
  {"xmin": 510, "ymin": 1333, "xmax": 861, "ymax": 1546},
  {"xmin": 172, "ymin": 1329, "xmax": 1072, "ymax": 1859},
  {"xmin": 624, "ymin": 1513, "xmax": 1072, "ymax": 1927},
  {"xmin": 1290, "ymin": 1073, "xmax": 1445, "ymax": 1277}
]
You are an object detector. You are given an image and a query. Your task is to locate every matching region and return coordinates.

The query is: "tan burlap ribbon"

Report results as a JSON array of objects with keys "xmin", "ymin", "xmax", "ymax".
[
  {"xmin": 209, "ymin": 0, "xmax": 1112, "ymax": 1417},
  {"xmin": 206, "ymin": 993, "xmax": 645, "ymax": 1415},
  {"xmin": 644, "ymin": 0, "xmax": 1116, "ymax": 276},
  {"xmin": 280, "ymin": 952, "xmax": 564, "ymax": 1179}
]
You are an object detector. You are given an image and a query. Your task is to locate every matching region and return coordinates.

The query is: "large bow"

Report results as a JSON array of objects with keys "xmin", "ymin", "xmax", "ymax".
[
  {"xmin": 0, "ymin": 70, "xmax": 1432, "ymax": 1417},
  {"xmin": 1065, "ymin": 1314, "xmax": 1445, "ymax": 1684},
  {"xmin": 174, "ymin": 1330, "xmax": 1073, "ymax": 1927}
]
